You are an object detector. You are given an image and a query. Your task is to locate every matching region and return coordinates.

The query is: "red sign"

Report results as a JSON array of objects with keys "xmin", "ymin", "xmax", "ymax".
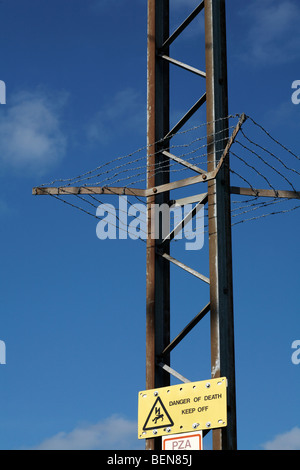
[{"xmin": 162, "ymin": 431, "xmax": 203, "ymax": 450}]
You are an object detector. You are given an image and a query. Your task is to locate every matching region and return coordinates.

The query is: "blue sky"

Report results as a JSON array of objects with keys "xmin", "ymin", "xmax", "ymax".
[{"xmin": 0, "ymin": 0, "xmax": 299, "ymax": 450}]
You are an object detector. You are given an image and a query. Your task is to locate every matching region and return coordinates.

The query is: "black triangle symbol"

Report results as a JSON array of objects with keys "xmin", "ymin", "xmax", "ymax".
[{"xmin": 143, "ymin": 396, "xmax": 174, "ymax": 431}]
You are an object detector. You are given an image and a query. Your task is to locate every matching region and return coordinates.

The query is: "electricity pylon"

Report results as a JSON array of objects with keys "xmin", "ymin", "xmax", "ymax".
[{"xmin": 145, "ymin": 0, "xmax": 236, "ymax": 450}]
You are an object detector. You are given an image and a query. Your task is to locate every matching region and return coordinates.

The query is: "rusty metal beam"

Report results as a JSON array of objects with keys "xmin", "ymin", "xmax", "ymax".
[
  {"xmin": 159, "ymin": 252, "xmax": 210, "ymax": 284},
  {"xmin": 205, "ymin": 0, "xmax": 237, "ymax": 450},
  {"xmin": 160, "ymin": 303, "xmax": 210, "ymax": 358},
  {"xmin": 160, "ymin": 196, "xmax": 207, "ymax": 244},
  {"xmin": 32, "ymin": 186, "xmax": 147, "ymax": 198},
  {"xmin": 146, "ymin": 0, "xmax": 170, "ymax": 451},
  {"xmin": 158, "ymin": 362, "xmax": 191, "ymax": 384},
  {"xmin": 160, "ymin": 1, "xmax": 204, "ymax": 50},
  {"xmin": 231, "ymin": 186, "xmax": 300, "ymax": 199},
  {"xmin": 159, "ymin": 54, "xmax": 206, "ymax": 78},
  {"xmin": 165, "ymin": 93, "xmax": 207, "ymax": 140},
  {"xmin": 162, "ymin": 150, "xmax": 206, "ymax": 174}
]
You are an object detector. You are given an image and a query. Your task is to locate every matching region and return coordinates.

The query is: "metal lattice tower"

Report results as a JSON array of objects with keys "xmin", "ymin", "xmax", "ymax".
[
  {"xmin": 33, "ymin": 0, "xmax": 238, "ymax": 450},
  {"xmin": 145, "ymin": 0, "xmax": 236, "ymax": 450}
]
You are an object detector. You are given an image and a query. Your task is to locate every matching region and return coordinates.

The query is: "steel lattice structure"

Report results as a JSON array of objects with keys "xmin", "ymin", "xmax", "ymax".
[{"xmin": 145, "ymin": 0, "xmax": 236, "ymax": 450}]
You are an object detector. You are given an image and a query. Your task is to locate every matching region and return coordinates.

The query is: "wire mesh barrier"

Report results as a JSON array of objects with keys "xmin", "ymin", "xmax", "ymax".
[{"xmin": 33, "ymin": 114, "xmax": 300, "ymax": 239}]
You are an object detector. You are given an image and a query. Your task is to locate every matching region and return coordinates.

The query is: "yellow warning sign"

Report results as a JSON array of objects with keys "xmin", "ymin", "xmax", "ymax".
[{"xmin": 138, "ymin": 377, "xmax": 227, "ymax": 439}]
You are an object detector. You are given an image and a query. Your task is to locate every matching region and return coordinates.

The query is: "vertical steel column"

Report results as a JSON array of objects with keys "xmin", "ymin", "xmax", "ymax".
[
  {"xmin": 146, "ymin": 0, "xmax": 170, "ymax": 451},
  {"xmin": 205, "ymin": 0, "xmax": 237, "ymax": 450}
]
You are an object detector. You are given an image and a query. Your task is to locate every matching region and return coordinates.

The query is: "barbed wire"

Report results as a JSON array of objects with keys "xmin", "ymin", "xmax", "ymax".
[
  {"xmin": 239, "ymin": 128, "xmax": 300, "ymax": 178},
  {"xmin": 232, "ymin": 200, "xmax": 300, "ymax": 227},
  {"xmin": 40, "ymin": 130, "xmax": 235, "ymax": 193},
  {"xmin": 40, "ymin": 115, "xmax": 239, "ymax": 189},
  {"xmin": 246, "ymin": 116, "xmax": 300, "ymax": 163},
  {"xmin": 45, "ymin": 189, "xmax": 148, "ymax": 242},
  {"xmin": 234, "ymin": 140, "xmax": 297, "ymax": 192},
  {"xmin": 34, "ymin": 113, "xmax": 300, "ymax": 237}
]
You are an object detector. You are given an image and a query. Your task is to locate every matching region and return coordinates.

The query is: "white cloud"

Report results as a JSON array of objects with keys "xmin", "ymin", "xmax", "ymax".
[
  {"xmin": 262, "ymin": 427, "xmax": 300, "ymax": 450},
  {"xmin": 86, "ymin": 87, "xmax": 145, "ymax": 144},
  {"xmin": 239, "ymin": 0, "xmax": 300, "ymax": 65},
  {"xmin": 29, "ymin": 415, "xmax": 143, "ymax": 450},
  {"xmin": 0, "ymin": 90, "xmax": 68, "ymax": 176}
]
